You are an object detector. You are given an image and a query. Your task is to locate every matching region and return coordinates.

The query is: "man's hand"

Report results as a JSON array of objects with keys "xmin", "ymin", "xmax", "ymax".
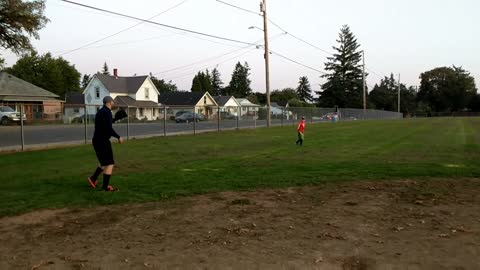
[{"xmin": 118, "ymin": 137, "xmax": 124, "ymax": 144}]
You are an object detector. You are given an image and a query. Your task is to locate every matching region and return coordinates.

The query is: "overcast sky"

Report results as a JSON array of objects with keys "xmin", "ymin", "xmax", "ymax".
[{"xmin": 2, "ymin": 0, "xmax": 479, "ymax": 95}]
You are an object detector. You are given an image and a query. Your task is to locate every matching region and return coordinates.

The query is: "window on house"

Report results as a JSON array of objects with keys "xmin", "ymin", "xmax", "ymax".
[
  {"xmin": 153, "ymin": 109, "xmax": 156, "ymax": 117},
  {"xmin": 145, "ymin": 88, "xmax": 149, "ymax": 99},
  {"xmin": 140, "ymin": 108, "xmax": 144, "ymax": 117},
  {"xmin": 204, "ymin": 96, "xmax": 207, "ymax": 104},
  {"xmin": 95, "ymin": 87, "xmax": 100, "ymax": 99},
  {"xmin": 74, "ymin": 108, "xmax": 80, "ymax": 113}
]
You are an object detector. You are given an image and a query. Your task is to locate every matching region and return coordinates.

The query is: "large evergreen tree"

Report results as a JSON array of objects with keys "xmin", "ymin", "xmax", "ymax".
[
  {"xmin": 211, "ymin": 68, "xmax": 223, "ymax": 96},
  {"xmin": 317, "ymin": 25, "xmax": 364, "ymax": 108},
  {"xmin": 0, "ymin": 0, "xmax": 49, "ymax": 54},
  {"xmin": 6, "ymin": 51, "xmax": 81, "ymax": 97},
  {"xmin": 369, "ymin": 74, "xmax": 417, "ymax": 114},
  {"xmin": 296, "ymin": 76, "xmax": 313, "ymax": 102},
  {"xmin": 227, "ymin": 62, "xmax": 252, "ymax": 98},
  {"xmin": 81, "ymin": 74, "xmax": 91, "ymax": 89},
  {"xmin": 191, "ymin": 70, "xmax": 213, "ymax": 94},
  {"xmin": 101, "ymin": 62, "xmax": 110, "ymax": 75}
]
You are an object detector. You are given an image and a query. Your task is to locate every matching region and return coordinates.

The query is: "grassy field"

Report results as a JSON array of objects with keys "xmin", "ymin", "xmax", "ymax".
[{"xmin": 1, "ymin": 118, "xmax": 479, "ymax": 216}]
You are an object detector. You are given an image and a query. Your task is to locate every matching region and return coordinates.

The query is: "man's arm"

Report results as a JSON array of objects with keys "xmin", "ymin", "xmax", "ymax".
[{"xmin": 107, "ymin": 111, "xmax": 121, "ymax": 139}]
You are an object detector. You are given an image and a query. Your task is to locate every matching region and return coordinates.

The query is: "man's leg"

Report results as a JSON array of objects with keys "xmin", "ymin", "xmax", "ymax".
[
  {"xmin": 88, "ymin": 165, "xmax": 103, "ymax": 188},
  {"xmin": 101, "ymin": 165, "xmax": 114, "ymax": 191}
]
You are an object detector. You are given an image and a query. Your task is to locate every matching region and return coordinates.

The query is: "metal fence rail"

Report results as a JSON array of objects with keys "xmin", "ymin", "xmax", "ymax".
[{"xmin": 0, "ymin": 103, "xmax": 402, "ymax": 152}]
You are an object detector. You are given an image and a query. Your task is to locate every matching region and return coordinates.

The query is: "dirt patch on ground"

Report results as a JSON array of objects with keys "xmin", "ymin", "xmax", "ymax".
[{"xmin": 1, "ymin": 179, "xmax": 480, "ymax": 270}]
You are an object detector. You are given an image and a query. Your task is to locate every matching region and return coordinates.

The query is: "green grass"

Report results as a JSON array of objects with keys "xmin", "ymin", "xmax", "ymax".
[{"xmin": 1, "ymin": 118, "xmax": 480, "ymax": 216}]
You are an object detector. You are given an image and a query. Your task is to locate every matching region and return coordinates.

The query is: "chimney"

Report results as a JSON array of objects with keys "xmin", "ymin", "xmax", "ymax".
[{"xmin": 113, "ymin": 68, "xmax": 118, "ymax": 78}]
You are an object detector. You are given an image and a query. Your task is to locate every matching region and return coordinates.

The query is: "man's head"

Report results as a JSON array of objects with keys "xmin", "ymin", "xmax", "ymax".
[
  {"xmin": 301, "ymin": 116, "xmax": 305, "ymax": 121},
  {"xmin": 103, "ymin": 96, "xmax": 115, "ymax": 109}
]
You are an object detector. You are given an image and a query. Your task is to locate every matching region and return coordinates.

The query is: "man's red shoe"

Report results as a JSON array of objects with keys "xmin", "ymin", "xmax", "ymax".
[{"xmin": 87, "ymin": 177, "xmax": 97, "ymax": 189}]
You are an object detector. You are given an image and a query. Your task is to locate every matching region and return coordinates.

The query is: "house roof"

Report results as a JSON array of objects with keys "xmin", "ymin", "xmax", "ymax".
[
  {"xmin": 0, "ymin": 96, "xmax": 62, "ymax": 102},
  {"xmin": 0, "ymin": 72, "xmax": 59, "ymax": 98},
  {"xmin": 114, "ymin": 96, "xmax": 160, "ymax": 108},
  {"xmin": 236, "ymin": 98, "xmax": 260, "ymax": 107},
  {"xmin": 158, "ymin": 92, "xmax": 206, "ymax": 106},
  {"xmin": 214, "ymin": 95, "xmax": 240, "ymax": 106},
  {"xmin": 95, "ymin": 74, "xmax": 149, "ymax": 94},
  {"xmin": 65, "ymin": 92, "xmax": 85, "ymax": 105}
]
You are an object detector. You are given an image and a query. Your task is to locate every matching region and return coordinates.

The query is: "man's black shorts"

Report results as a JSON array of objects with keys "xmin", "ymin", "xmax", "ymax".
[{"xmin": 92, "ymin": 139, "xmax": 115, "ymax": 166}]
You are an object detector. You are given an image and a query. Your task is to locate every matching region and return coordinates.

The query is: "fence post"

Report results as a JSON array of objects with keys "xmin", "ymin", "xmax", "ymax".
[
  {"xmin": 20, "ymin": 104, "xmax": 25, "ymax": 151},
  {"xmin": 163, "ymin": 105, "xmax": 167, "ymax": 137},
  {"xmin": 254, "ymin": 107, "xmax": 257, "ymax": 129},
  {"xmin": 84, "ymin": 105, "xmax": 88, "ymax": 144},
  {"xmin": 193, "ymin": 106, "xmax": 196, "ymax": 135},
  {"xmin": 236, "ymin": 106, "xmax": 240, "ymax": 130},
  {"xmin": 217, "ymin": 106, "xmax": 220, "ymax": 132},
  {"xmin": 126, "ymin": 106, "xmax": 130, "ymax": 141}
]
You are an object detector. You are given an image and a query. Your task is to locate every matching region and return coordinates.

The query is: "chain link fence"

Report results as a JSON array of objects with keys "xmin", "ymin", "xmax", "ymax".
[{"xmin": 0, "ymin": 103, "xmax": 402, "ymax": 151}]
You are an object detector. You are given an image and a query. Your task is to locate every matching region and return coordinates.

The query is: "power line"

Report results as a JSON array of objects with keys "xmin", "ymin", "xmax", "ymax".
[
  {"xmin": 60, "ymin": 0, "xmax": 257, "ymax": 47},
  {"xmin": 157, "ymin": 33, "xmax": 286, "ymax": 78},
  {"xmin": 215, "ymin": 0, "xmax": 260, "ymax": 16},
  {"xmin": 58, "ymin": 0, "xmax": 189, "ymax": 56},
  {"xmin": 165, "ymin": 48, "xmax": 258, "ymax": 81},
  {"xmin": 270, "ymin": 50, "xmax": 326, "ymax": 74}
]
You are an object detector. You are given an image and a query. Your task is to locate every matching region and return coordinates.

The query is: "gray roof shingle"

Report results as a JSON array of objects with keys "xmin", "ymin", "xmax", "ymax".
[
  {"xmin": 96, "ymin": 74, "xmax": 149, "ymax": 94},
  {"xmin": 114, "ymin": 96, "xmax": 159, "ymax": 107},
  {"xmin": 158, "ymin": 92, "xmax": 205, "ymax": 106},
  {"xmin": 0, "ymin": 72, "xmax": 59, "ymax": 98},
  {"xmin": 214, "ymin": 96, "xmax": 232, "ymax": 106},
  {"xmin": 65, "ymin": 92, "xmax": 85, "ymax": 105}
]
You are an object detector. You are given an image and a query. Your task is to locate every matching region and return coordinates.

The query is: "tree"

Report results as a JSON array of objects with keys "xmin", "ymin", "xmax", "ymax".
[
  {"xmin": 0, "ymin": 0, "xmax": 49, "ymax": 54},
  {"xmin": 417, "ymin": 66, "xmax": 477, "ymax": 112},
  {"xmin": 369, "ymin": 74, "xmax": 398, "ymax": 111},
  {"xmin": 211, "ymin": 68, "xmax": 223, "ymax": 96},
  {"xmin": 317, "ymin": 25, "xmax": 364, "ymax": 108},
  {"xmin": 296, "ymin": 76, "xmax": 313, "ymax": 102},
  {"xmin": 81, "ymin": 74, "xmax": 91, "ymax": 89},
  {"xmin": 101, "ymin": 62, "xmax": 110, "ymax": 75},
  {"xmin": 227, "ymin": 62, "xmax": 252, "ymax": 97},
  {"xmin": 191, "ymin": 70, "xmax": 213, "ymax": 94},
  {"xmin": 0, "ymin": 57, "xmax": 4, "ymax": 70},
  {"xmin": 271, "ymin": 88, "xmax": 299, "ymax": 104},
  {"xmin": 251, "ymin": 92, "xmax": 266, "ymax": 105},
  {"xmin": 369, "ymin": 74, "xmax": 417, "ymax": 114},
  {"xmin": 150, "ymin": 74, "xmax": 177, "ymax": 93},
  {"xmin": 247, "ymin": 93, "xmax": 258, "ymax": 104},
  {"xmin": 6, "ymin": 51, "xmax": 81, "ymax": 97}
]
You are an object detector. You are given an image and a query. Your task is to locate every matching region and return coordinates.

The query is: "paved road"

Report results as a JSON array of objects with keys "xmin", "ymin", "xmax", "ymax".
[{"xmin": 0, "ymin": 119, "xmax": 302, "ymax": 151}]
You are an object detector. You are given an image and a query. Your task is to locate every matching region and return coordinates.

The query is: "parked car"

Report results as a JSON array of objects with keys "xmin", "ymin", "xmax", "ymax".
[
  {"xmin": 220, "ymin": 112, "xmax": 236, "ymax": 120},
  {"xmin": 321, "ymin": 112, "xmax": 337, "ymax": 120},
  {"xmin": 175, "ymin": 112, "xmax": 205, "ymax": 123},
  {"xmin": 0, "ymin": 106, "xmax": 27, "ymax": 125}
]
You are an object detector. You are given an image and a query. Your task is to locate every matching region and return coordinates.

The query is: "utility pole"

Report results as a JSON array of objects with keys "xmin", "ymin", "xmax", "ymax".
[
  {"xmin": 261, "ymin": 0, "xmax": 271, "ymax": 127},
  {"xmin": 362, "ymin": 50, "xmax": 366, "ymax": 110},
  {"xmin": 397, "ymin": 73, "xmax": 401, "ymax": 113}
]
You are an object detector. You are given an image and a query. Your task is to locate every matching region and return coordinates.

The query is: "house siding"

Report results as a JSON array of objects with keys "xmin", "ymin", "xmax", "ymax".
[{"xmin": 83, "ymin": 77, "xmax": 110, "ymax": 116}]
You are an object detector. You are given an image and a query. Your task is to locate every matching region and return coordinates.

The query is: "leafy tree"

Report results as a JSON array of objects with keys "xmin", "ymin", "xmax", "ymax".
[
  {"xmin": 0, "ymin": 0, "xmax": 49, "ymax": 54},
  {"xmin": 369, "ymin": 74, "xmax": 398, "ymax": 111},
  {"xmin": 81, "ymin": 74, "xmax": 91, "ymax": 89},
  {"xmin": 247, "ymin": 94, "xmax": 258, "ymax": 104},
  {"xmin": 317, "ymin": 25, "xmax": 364, "ymax": 108},
  {"xmin": 417, "ymin": 66, "xmax": 477, "ymax": 112},
  {"xmin": 227, "ymin": 62, "xmax": 252, "ymax": 97},
  {"xmin": 150, "ymin": 74, "xmax": 177, "ymax": 93},
  {"xmin": 6, "ymin": 51, "xmax": 81, "ymax": 97},
  {"xmin": 211, "ymin": 68, "xmax": 223, "ymax": 96},
  {"xmin": 191, "ymin": 70, "xmax": 213, "ymax": 94},
  {"xmin": 101, "ymin": 62, "xmax": 110, "ymax": 75},
  {"xmin": 369, "ymin": 74, "xmax": 417, "ymax": 114},
  {"xmin": 251, "ymin": 92, "xmax": 266, "ymax": 105},
  {"xmin": 0, "ymin": 57, "xmax": 4, "ymax": 70},
  {"xmin": 296, "ymin": 76, "xmax": 313, "ymax": 102},
  {"xmin": 271, "ymin": 88, "xmax": 299, "ymax": 105}
]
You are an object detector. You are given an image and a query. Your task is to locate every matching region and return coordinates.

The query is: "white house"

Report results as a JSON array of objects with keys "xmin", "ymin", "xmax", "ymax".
[
  {"xmin": 83, "ymin": 69, "xmax": 161, "ymax": 120},
  {"xmin": 236, "ymin": 98, "xmax": 260, "ymax": 118},
  {"xmin": 214, "ymin": 96, "xmax": 241, "ymax": 117},
  {"xmin": 158, "ymin": 92, "xmax": 218, "ymax": 120}
]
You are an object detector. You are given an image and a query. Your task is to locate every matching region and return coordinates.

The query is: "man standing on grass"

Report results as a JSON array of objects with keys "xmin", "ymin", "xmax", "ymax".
[
  {"xmin": 296, "ymin": 116, "xmax": 306, "ymax": 146},
  {"xmin": 87, "ymin": 96, "xmax": 123, "ymax": 192}
]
